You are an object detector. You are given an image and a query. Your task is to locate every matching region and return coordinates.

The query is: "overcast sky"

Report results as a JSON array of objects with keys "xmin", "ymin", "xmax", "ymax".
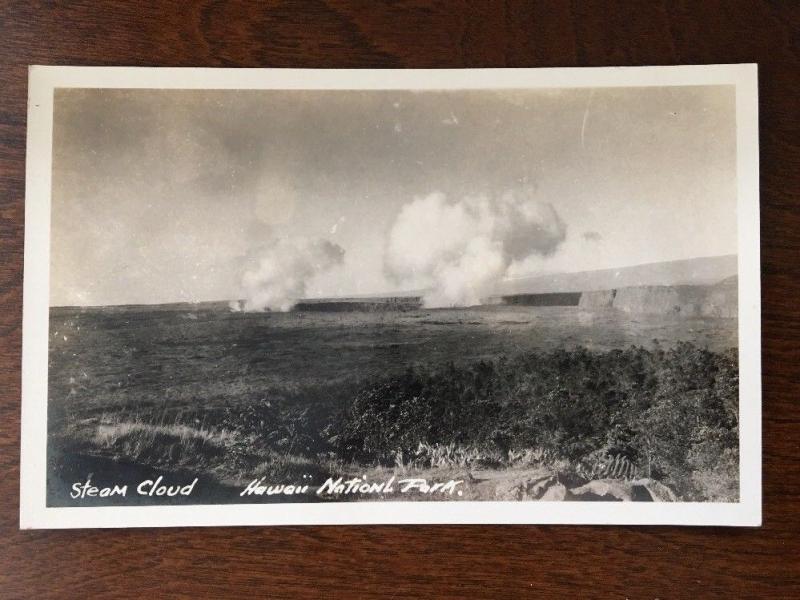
[{"xmin": 51, "ymin": 85, "xmax": 737, "ymax": 306}]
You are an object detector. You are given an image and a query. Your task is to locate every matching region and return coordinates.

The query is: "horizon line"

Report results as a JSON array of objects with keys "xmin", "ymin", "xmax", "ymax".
[{"xmin": 49, "ymin": 253, "xmax": 738, "ymax": 310}]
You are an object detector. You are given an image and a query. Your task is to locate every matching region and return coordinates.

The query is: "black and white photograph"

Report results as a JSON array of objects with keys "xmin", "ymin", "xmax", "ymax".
[{"xmin": 21, "ymin": 65, "xmax": 761, "ymax": 528}]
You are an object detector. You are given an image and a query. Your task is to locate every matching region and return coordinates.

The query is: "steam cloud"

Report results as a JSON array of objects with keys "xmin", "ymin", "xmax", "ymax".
[
  {"xmin": 384, "ymin": 190, "xmax": 566, "ymax": 307},
  {"xmin": 238, "ymin": 237, "xmax": 345, "ymax": 311}
]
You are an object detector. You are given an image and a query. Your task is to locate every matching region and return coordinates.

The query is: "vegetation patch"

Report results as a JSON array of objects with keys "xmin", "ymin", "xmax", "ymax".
[
  {"xmin": 50, "ymin": 333, "xmax": 739, "ymax": 503},
  {"xmin": 335, "ymin": 342, "xmax": 739, "ymax": 501}
]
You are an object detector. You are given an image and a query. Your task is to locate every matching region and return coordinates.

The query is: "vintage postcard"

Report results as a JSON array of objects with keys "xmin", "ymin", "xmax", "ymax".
[{"xmin": 21, "ymin": 65, "xmax": 761, "ymax": 528}]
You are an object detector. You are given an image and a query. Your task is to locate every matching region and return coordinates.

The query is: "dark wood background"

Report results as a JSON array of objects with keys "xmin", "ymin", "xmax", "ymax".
[{"xmin": 1, "ymin": 1, "xmax": 798, "ymax": 597}]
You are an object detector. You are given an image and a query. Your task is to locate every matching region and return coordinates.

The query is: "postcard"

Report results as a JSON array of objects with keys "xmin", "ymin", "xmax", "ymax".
[{"xmin": 21, "ymin": 65, "xmax": 761, "ymax": 528}]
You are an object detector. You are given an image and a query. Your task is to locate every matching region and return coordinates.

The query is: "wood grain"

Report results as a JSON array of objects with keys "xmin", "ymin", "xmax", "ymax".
[{"xmin": 1, "ymin": 1, "xmax": 799, "ymax": 597}]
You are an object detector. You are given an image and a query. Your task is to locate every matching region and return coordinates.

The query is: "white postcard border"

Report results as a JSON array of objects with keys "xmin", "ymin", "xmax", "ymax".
[{"xmin": 21, "ymin": 64, "xmax": 761, "ymax": 528}]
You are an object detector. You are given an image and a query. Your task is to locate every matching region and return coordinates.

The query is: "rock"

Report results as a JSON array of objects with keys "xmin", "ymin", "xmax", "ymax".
[
  {"xmin": 530, "ymin": 476, "xmax": 557, "ymax": 498},
  {"xmin": 494, "ymin": 475, "xmax": 555, "ymax": 501},
  {"xmin": 540, "ymin": 483, "xmax": 567, "ymax": 501},
  {"xmin": 637, "ymin": 479, "xmax": 679, "ymax": 502},
  {"xmin": 493, "ymin": 472, "xmax": 679, "ymax": 503},
  {"xmin": 568, "ymin": 478, "xmax": 678, "ymax": 502},
  {"xmin": 569, "ymin": 479, "xmax": 634, "ymax": 501}
]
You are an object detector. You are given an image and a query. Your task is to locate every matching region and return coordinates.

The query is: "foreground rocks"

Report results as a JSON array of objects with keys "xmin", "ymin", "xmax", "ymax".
[
  {"xmin": 568, "ymin": 478, "xmax": 678, "ymax": 502},
  {"xmin": 493, "ymin": 472, "xmax": 678, "ymax": 502}
]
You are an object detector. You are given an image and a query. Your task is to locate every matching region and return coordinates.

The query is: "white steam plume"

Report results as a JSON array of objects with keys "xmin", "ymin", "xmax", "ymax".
[
  {"xmin": 384, "ymin": 190, "xmax": 566, "ymax": 307},
  {"xmin": 239, "ymin": 237, "xmax": 344, "ymax": 312}
]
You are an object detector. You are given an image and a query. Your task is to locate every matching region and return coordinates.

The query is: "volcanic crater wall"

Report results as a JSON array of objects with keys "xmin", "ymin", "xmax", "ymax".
[
  {"xmin": 293, "ymin": 297, "xmax": 423, "ymax": 312},
  {"xmin": 603, "ymin": 282, "xmax": 737, "ymax": 317},
  {"xmin": 578, "ymin": 289, "xmax": 616, "ymax": 309},
  {"xmin": 282, "ymin": 280, "xmax": 737, "ymax": 317}
]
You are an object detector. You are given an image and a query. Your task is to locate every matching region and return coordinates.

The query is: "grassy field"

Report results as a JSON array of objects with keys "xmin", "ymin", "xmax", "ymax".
[{"xmin": 47, "ymin": 304, "xmax": 739, "ymax": 505}]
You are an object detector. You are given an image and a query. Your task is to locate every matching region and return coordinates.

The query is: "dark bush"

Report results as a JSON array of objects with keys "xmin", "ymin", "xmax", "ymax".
[{"xmin": 335, "ymin": 343, "xmax": 739, "ymax": 500}]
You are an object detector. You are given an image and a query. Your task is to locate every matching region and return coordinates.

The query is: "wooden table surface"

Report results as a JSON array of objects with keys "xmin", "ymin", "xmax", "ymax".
[{"xmin": 1, "ymin": 2, "xmax": 798, "ymax": 598}]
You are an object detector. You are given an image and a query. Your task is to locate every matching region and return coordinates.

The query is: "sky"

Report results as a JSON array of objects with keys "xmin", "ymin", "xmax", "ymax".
[{"xmin": 50, "ymin": 85, "xmax": 737, "ymax": 306}]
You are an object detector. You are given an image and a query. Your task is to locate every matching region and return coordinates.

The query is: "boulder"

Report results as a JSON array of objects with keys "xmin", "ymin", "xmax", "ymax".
[
  {"xmin": 540, "ymin": 483, "xmax": 567, "ymax": 501},
  {"xmin": 568, "ymin": 478, "xmax": 678, "ymax": 502},
  {"xmin": 493, "ymin": 472, "xmax": 679, "ymax": 502},
  {"xmin": 495, "ymin": 475, "xmax": 555, "ymax": 501},
  {"xmin": 638, "ymin": 479, "xmax": 679, "ymax": 502},
  {"xmin": 569, "ymin": 479, "xmax": 636, "ymax": 501}
]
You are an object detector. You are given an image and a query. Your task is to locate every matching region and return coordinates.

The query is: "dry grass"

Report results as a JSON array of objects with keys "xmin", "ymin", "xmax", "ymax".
[
  {"xmin": 94, "ymin": 421, "xmax": 234, "ymax": 447},
  {"xmin": 60, "ymin": 412, "xmax": 340, "ymax": 489},
  {"xmin": 47, "ymin": 304, "xmax": 739, "ymax": 504},
  {"xmin": 89, "ymin": 420, "xmax": 234, "ymax": 470},
  {"xmin": 394, "ymin": 442, "xmax": 553, "ymax": 472}
]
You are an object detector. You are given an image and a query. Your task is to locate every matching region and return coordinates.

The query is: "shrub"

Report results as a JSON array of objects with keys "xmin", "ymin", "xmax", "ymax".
[{"xmin": 335, "ymin": 343, "xmax": 739, "ymax": 500}]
